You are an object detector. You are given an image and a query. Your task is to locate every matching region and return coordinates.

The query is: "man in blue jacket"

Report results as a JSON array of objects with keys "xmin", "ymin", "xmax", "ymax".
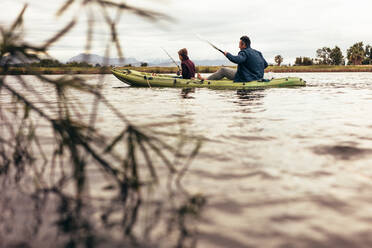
[{"xmin": 198, "ymin": 36, "xmax": 268, "ymax": 82}]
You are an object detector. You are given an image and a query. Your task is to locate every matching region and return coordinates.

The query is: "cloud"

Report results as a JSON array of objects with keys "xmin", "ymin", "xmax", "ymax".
[{"xmin": 1, "ymin": 0, "xmax": 372, "ymax": 63}]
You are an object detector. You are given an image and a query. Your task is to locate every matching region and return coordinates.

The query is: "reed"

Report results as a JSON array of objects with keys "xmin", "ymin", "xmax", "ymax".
[{"xmin": 0, "ymin": 2, "xmax": 205, "ymax": 248}]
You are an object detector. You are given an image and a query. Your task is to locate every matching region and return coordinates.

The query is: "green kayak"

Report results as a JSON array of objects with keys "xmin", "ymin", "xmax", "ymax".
[{"xmin": 111, "ymin": 68, "xmax": 306, "ymax": 89}]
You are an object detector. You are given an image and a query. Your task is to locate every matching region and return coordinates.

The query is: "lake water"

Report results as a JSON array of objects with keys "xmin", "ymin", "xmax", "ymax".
[{"xmin": 1, "ymin": 72, "xmax": 372, "ymax": 247}]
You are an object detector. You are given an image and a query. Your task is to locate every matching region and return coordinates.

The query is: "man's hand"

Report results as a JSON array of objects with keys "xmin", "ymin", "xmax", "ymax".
[
  {"xmin": 177, "ymin": 70, "xmax": 181, "ymax": 76},
  {"xmin": 224, "ymin": 51, "xmax": 228, "ymax": 56}
]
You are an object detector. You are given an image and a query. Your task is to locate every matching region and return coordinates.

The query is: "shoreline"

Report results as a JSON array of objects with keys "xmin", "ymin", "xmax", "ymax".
[{"xmin": 1, "ymin": 65, "xmax": 372, "ymax": 75}]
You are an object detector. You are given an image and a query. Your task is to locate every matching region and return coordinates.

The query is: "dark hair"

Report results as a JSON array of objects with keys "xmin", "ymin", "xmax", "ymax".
[
  {"xmin": 240, "ymin": 36, "xmax": 251, "ymax": 47},
  {"xmin": 178, "ymin": 48, "xmax": 189, "ymax": 60}
]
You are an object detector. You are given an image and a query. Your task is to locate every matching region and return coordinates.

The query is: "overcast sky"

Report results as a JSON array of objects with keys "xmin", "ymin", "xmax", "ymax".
[{"xmin": 1, "ymin": 0, "xmax": 372, "ymax": 63}]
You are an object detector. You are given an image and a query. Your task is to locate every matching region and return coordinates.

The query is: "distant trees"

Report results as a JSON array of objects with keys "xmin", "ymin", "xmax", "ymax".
[
  {"xmin": 329, "ymin": 46, "xmax": 344, "ymax": 65},
  {"xmin": 316, "ymin": 47, "xmax": 332, "ymax": 65},
  {"xmin": 347, "ymin": 42, "xmax": 365, "ymax": 65},
  {"xmin": 29, "ymin": 59, "xmax": 94, "ymax": 67},
  {"xmin": 66, "ymin": 61, "xmax": 93, "ymax": 67},
  {"xmin": 362, "ymin": 45, "xmax": 372, "ymax": 65},
  {"xmin": 31, "ymin": 59, "xmax": 63, "ymax": 67},
  {"xmin": 295, "ymin": 57, "xmax": 313, "ymax": 66},
  {"xmin": 293, "ymin": 42, "xmax": 372, "ymax": 66},
  {"xmin": 315, "ymin": 46, "xmax": 344, "ymax": 65},
  {"xmin": 274, "ymin": 55, "xmax": 283, "ymax": 66},
  {"xmin": 141, "ymin": 62, "xmax": 148, "ymax": 67}
]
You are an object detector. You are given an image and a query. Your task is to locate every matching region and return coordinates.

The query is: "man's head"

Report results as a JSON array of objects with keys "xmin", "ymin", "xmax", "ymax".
[
  {"xmin": 239, "ymin": 36, "xmax": 251, "ymax": 50},
  {"xmin": 178, "ymin": 48, "xmax": 189, "ymax": 61}
]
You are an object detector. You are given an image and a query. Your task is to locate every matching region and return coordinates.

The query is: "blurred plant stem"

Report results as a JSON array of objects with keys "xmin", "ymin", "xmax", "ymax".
[{"xmin": 0, "ymin": 2, "xmax": 205, "ymax": 248}]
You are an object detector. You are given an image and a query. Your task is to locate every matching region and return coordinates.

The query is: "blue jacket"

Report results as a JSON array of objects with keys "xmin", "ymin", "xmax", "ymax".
[{"xmin": 226, "ymin": 47, "xmax": 268, "ymax": 82}]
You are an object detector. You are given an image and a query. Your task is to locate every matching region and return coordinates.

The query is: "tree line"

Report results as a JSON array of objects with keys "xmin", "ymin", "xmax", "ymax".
[
  {"xmin": 1, "ymin": 59, "xmax": 100, "ymax": 68},
  {"xmin": 5, "ymin": 59, "xmax": 150, "ymax": 68},
  {"xmin": 274, "ymin": 42, "xmax": 372, "ymax": 66},
  {"xmin": 30, "ymin": 59, "xmax": 99, "ymax": 67}
]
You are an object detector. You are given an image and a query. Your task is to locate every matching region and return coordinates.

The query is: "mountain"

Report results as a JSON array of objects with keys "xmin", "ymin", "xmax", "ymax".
[
  {"xmin": 67, "ymin": 53, "xmax": 234, "ymax": 67},
  {"xmin": 68, "ymin": 53, "xmax": 140, "ymax": 66},
  {"xmin": 148, "ymin": 59, "xmax": 233, "ymax": 67}
]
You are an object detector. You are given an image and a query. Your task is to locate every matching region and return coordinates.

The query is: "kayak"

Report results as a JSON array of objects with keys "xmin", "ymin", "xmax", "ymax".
[{"xmin": 111, "ymin": 68, "xmax": 306, "ymax": 89}]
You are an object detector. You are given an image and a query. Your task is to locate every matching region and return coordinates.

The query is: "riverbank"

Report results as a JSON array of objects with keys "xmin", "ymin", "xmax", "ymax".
[
  {"xmin": 267, "ymin": 65, "xmax": 372, "ymax": 72},
  {"xmin": 1, "ymin": 65, "xmax": 372, "ymax": 75}
]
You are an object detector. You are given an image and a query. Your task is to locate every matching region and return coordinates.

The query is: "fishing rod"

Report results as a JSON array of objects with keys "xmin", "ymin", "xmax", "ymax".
[
  {"xmin": 161, "ymin": 47, "xmax": 181, "ymax": 71},
  {"xmin": 196, "ymin": 34, "xmax": 225, "ymax": 55}
]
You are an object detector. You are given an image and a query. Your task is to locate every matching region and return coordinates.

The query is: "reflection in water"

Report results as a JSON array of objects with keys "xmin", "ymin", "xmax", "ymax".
[
  {"xmin": 181, "ymin": 88, "xmax": 196, "ymax": 99},
  {"xmin": 236, "ymin": 89, "xmax": 266, "ymax": 104},
  {"xmin": 0, "ymin": 142, "xmax": 206, "ymax": 248}
]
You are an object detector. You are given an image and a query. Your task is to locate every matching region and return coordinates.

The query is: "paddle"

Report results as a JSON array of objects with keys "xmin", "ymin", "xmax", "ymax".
[
  {"xmin": 196, "ymin": 34, "xmax": 225, "ymax": 55},
  {"xmin": 161, "ymin": 47, "xmax": 181, "ymax": 72}
]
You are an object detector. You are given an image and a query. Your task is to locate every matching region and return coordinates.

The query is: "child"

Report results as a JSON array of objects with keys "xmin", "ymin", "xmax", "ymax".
[{"xmin": 178, "ymin": 48, "xmax": 196, "ymax": 79}]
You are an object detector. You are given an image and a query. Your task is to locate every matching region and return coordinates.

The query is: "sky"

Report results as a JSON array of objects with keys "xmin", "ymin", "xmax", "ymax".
[{"xmin": 0, "ymin": 0, "xmax": 372, "ymax": 64}]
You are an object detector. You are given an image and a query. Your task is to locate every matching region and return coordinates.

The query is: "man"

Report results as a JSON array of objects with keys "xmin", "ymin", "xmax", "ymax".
[{"xmin": 198, "ymin": 36, "xmax": 268, "ymax": 82}]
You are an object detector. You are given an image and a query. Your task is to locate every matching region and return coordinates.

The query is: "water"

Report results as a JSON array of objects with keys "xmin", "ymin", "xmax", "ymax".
[{"xmin": 1, "ymin": 72, "xmax": 372, "ymax": 247}]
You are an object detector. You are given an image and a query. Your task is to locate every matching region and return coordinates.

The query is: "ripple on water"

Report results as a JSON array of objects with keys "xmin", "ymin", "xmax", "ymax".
[
  {"xmin": 312, "ymin": 145, "xmax": 372, "ymax": 161},
  {"xmin": 226, "ymin": 135, "xmax": 275, "ymax": 141},
  {"xmin": 3, "ymin": 73, "xmax": 372, "ymax": 248},
  {"xmin": 192, "ymin": 169, "xmax": 279, "ymax": 181},
  {"xmin": 270, "ymin": 214, "xmax": 308, "ymax": 223}
]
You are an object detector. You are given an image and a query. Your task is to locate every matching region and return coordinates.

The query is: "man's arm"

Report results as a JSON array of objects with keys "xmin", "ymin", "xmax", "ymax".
[{"xmin": 225, "ymin": 51, "xmax": 247, "ymax": 64}]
